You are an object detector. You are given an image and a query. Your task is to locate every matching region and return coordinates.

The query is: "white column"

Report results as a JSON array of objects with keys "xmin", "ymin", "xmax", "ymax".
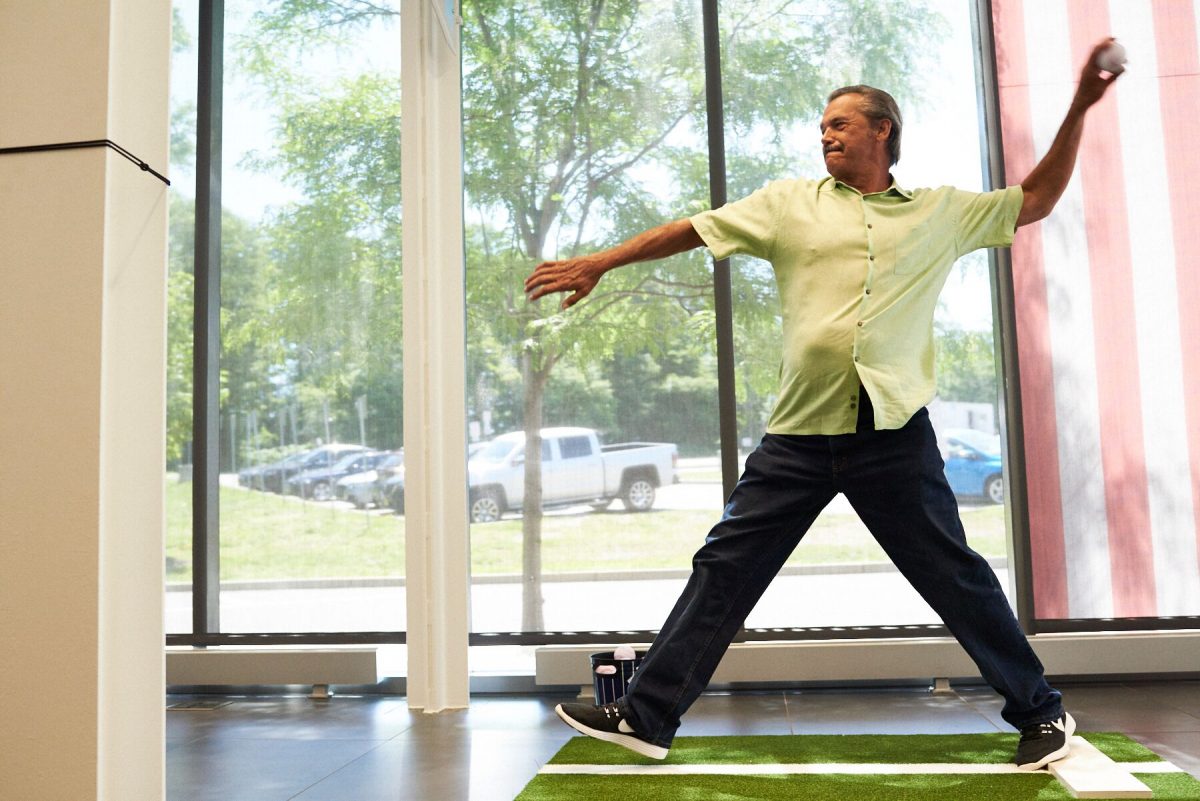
[
  {"xmin": 401, "ymin": 0, "xmax": 470, "ymax": 712},
  {"xmin": 0, "ymin": 1, "xmax": 169, "ymax": 799}
]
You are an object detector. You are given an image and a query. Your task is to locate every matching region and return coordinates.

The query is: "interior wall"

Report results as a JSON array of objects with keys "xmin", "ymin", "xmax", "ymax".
[{"xmin": 0, "ymin": 1, "xmax": 170, "ymax": 798}]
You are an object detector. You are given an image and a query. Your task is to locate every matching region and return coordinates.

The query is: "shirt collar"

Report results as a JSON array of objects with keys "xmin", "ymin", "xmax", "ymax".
[{"xmin": 820, "ymin": 174, "xmax": 913, "ymax": 200}]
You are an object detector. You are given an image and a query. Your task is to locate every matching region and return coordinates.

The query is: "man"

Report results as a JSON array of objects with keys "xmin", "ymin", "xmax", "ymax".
[{"xmin": 525, "ymin": 39, "xmax": 1121, "ymax": 770}]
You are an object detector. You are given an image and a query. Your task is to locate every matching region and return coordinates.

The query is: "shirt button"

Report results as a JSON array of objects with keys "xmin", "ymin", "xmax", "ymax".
[
  {"xmin": 867, "ymin": 223, "xmax": 873, "ymax": 229},
  {"xmin": 854, "ymin": 356, "xmax": 860, "ymax": 362},
  {"xmin": 857, "ymin": 321, "xmax": 864, "ymax": 327},
  {"xmin": 869, "ymin": 255, "xmax": 875, "ymax": 261},
  {"xmin": 865, "ymin": 289, "xmax": 872, "ymax": 295}
]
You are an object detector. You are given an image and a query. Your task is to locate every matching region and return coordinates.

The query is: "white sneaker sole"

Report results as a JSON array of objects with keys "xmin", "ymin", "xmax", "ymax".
[
  {"xmin": 554, "ymin": 704, "xmax": 669, "ymax": 760},
  {"xmin": 1017, "ymin": 712, "xmax": 1077, "ymax": 771}
]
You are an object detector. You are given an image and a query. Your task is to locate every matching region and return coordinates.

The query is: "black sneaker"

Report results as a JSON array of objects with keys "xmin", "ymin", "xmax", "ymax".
[
  {"xmin": 1015, "ymin": 712, "xmax": 1076, "ymax": 770},
  {"xmin": 554, "ymin": 702, "xmax": 669, "ymax": 760}
]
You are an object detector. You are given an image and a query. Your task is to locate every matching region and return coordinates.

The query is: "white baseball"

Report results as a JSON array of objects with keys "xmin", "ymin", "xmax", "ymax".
[{"xmin": 1097, "ymin": 41, "xmax": 1127, "ymax": 73}]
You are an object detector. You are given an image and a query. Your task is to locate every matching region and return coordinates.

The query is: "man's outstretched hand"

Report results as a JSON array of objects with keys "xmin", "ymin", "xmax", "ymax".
[
  {"xmin": 525, "ymin": 255, "xmax": 608, "ymax": 310},
  {"xmin": 524, "ymin": 219, "xmax": 704, "ymax": 309},
  {"xmin": 1073, "ymin": 37, "xmax": 1123, "ymax": 111}
]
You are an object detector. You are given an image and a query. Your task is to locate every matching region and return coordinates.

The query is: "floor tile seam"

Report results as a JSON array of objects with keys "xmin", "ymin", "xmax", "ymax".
[
  {"xmin": 165, "ymin": 734, "xmax": 213, "ymax": 748},
  {"xmin": 781, "ymin": 692, "xmax": 794, "ymax": 736},
  {"xmin": 951, "ymin": 691, "xmax": 1008, "ymax": 732},
  {"xmin": 191, "ymin": 735, "xmax": 402, "ymax": 743},
  {"xmin": 378, "ymin": 716, "xmax": 422, "ymax": 741},
  {"xmin": 284, "ymin": 738, "xmax": 398, "ymax": 801}
]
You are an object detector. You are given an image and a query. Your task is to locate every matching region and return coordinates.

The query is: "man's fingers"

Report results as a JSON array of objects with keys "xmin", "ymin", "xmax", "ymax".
[
  {"xmin": 526, "ymin": 275, "xmax": 573, "ymax": 304},
  {"xmin": 524, "ymin": 261, "xmax": 560, "ymax": 292},
  {"xmin": 525, "ymin": 258, "xmax": 598, "ymax": 308}
]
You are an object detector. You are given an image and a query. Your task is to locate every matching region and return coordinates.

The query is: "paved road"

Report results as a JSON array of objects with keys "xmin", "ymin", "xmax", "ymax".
[{"xmin": 167, "ymin": 566, "xmax": 1015, "ymax": 636}]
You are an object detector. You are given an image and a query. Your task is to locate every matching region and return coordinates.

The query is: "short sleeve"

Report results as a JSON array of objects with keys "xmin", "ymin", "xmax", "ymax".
[
  {"xmin": 689, "ymin": 181, "xmax": 785, "ymax": 261},
  {"xmin": 954, "ymin": 185, "xmax": 1024, "ymax": 256}
]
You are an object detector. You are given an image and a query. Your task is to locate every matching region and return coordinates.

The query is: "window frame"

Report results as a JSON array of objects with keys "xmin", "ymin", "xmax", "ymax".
[{"xmin": 172, "ymin": 0, "xmax": 1197, "ymax": 651}]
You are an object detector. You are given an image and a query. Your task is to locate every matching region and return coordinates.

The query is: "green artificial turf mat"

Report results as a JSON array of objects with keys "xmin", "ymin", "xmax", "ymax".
[
  {"xmin": 547, "ymin": 732, "xmax": 1160, "ymax": 766},
  {"xmin": 516, "ymin": 732, "xmax": 1200, "ymax": 801},
  {"xmin": 517, "ymin": 772, "xmax": 1200, "ymax": 801}
]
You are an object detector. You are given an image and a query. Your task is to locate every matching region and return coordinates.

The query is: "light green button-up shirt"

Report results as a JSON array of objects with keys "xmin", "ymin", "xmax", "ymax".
[{"xmin": 690, "ymin": 176, "xmax": 1023, "ymax": 434}]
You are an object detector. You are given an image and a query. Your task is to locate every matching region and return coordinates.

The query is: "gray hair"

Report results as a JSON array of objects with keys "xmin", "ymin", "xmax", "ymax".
[{"xmin": 827, "ymin": 85, "xmax": 903, "ymax": 166}]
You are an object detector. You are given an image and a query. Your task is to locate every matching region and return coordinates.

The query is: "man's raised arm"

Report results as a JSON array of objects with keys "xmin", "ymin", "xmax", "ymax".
[
  {"xmin": 1017, "ymin": 37, "xmax": 1123, "ymax": 227},
  {"xmin": 524, "ymin": 218, "xmax": 705, "ymax": 310}
]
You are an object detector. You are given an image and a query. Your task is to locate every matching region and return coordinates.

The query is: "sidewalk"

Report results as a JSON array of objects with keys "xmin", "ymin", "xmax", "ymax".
[{"xmin": 166, "ymin": 566, "xmax": 1014, "ymax": 635}]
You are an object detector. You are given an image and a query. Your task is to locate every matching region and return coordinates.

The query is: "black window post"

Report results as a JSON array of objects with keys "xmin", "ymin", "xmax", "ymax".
[
  {"xmin": 193, "ymin": 0, "xmax": 224, "ymax": 637},
  {"xmin": 701, "ymin": 0, "xmax": 739, "ymax": 501}
]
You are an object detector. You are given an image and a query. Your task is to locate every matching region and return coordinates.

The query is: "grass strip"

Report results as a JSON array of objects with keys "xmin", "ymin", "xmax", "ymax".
[
  {"xmin": 547, "ymin": 732, "xmax": 1164, "ymax": 767},
  {"xmin": 516, "ymin": 772, "xmax": 1200, "ymax": 801},
  {"xmin": 524, "ymin": 734, "xmax": 1194, "ymax": 801}
]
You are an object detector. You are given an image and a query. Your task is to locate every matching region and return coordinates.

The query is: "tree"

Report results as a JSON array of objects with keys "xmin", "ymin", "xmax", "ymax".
[
  {"xmin": 462, "ymin": 0, "xmax": 944, "ymax": 629},
  {"xmin": 217, "ymin": 0, "xmax": 945, "ymax": 633},
  {"xmin": 221, "ymin": 4, "xmax": 406, "ymax": 463},
  {"xmin": 935, "ymin": 325, "xmax": 998, "ymax": 404}
]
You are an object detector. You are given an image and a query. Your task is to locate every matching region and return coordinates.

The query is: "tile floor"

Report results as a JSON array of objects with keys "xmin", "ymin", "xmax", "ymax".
[{"xmin": 167, "ymin": 679, "xmax": 1200, "ymax": 801}]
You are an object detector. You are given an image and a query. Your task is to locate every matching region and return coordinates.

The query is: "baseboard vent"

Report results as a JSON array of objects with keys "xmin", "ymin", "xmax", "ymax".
[
  {"xmin": 166, "ymin": 647, "xmax": 379, "ymax": 688},
  {"xmin": 536, "ymin": 630, "xmax": 1200, "ymax": 687}
]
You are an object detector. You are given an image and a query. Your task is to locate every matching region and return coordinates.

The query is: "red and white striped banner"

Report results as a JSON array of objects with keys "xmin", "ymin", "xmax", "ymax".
[{"xmin": 993, "ymin": 0, "xmax": 1200, "ymax": 619}]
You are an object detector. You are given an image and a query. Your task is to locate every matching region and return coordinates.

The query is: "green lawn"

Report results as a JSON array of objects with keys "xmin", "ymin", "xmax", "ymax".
[{"xmin": 166, "ymin": 478, "xmax": 1006, "ymax": 583}]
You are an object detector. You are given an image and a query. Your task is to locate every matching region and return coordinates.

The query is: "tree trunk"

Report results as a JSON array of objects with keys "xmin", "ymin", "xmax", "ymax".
[{"xmin": 521, "ymin": 352, "xmax": 549, "ymax": 632}]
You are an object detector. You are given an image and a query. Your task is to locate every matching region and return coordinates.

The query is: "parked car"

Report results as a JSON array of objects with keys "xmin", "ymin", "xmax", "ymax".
[
  {"xmin": 376, "ymin": 463, "xmax": 405, "ymax": 515},
  {"xmin": 370, "ymin": 443, "xmax": 484, "ymax": 515},
  {"xmin": 466, "ymin": 427, "xmax": 678, "ymax": 523},
  {"xmin": 286, "ymin": 450, "xmax": 391, "ymax": 501},
  {"xmin": 336, "ymin": 451, "xmax": 403, "ymax": 508},
  {"xmin": 237, "ymin": 462, "xmax": 269, "ymax": 488},
  {"xmin": 259, "ymin": 444, "xmax": 369, "ymax": 493},
  {"xmin": 239, "ymin": 451, "xmax": 309, "ymax": 491},
  {"xmin": 942, "ymin": 428, "xmax": 1004, "ymax": 504}
]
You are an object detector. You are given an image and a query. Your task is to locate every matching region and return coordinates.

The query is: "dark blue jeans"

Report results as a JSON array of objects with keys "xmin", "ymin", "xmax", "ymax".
[{"xmin": 620, "ymin": 390, "xmax": 1062, "ymax": 748}]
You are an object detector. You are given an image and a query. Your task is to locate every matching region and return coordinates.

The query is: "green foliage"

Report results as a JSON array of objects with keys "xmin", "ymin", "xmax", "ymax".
[
  {"xmin": 165, "ymin": 1, "xmax": 992, "ymax": 623},
  {"xmin": 166, "ymin": 0, "xmax": 949, "ymax": 467},
  {"xmin": 166, "ymin": 195, "xmax": 195, "ymax": 464},
  {"xmin": 167, "ymin": 3, "xmax": 408, "ymax": 468},
  {"xmin": 935, "ymin": 324, "xmax": 998, "ymax": 404}
]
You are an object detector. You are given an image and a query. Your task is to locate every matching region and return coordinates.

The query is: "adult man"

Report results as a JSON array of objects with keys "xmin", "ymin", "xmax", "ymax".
[{"xmin": 525, "ymin": 39, "xmax": 1121, "ymax": 770}]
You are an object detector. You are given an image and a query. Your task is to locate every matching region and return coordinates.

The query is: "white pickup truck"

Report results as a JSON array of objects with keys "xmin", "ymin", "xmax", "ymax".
[{"xmin": 467, "ymin": 426, "xmax": 678, "ymax": 523}]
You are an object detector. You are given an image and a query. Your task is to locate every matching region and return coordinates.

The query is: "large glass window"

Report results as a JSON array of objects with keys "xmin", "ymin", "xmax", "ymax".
[
  {"xmin": 166, "ymin": 2, "xmax": 199, "ymax": 634},
  {"xmin": 168, "ymin": 0, "xmax": 405, "ymax": 635},
  {"xmin": 461, "ymin": 0, "xmax": 1016, "ymax": 661},
  {"xmin": 721, "ymin": 0, "xmax": 1014, "ymax": 629},
  {"xmin": 169, "ymin": 0, "xmax": 1191, "ymax": 662},
  {"xmin": 462, "ymin": 0, "xmax": 718, "ymax": 644},
  {"xmin": 221, "ymin": 1, "xmax": 403, "ymax": 633}
]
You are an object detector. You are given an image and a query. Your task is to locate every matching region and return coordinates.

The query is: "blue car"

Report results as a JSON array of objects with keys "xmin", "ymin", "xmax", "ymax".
[{"xmin": 942, "ymin": 428, "xmax": 1004, "ymax": 504}]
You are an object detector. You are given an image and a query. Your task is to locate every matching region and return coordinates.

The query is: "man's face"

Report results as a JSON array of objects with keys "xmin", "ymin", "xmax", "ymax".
[{"xmin": 820, "ymin": 94, "xmax": 890, "ymax": 179}]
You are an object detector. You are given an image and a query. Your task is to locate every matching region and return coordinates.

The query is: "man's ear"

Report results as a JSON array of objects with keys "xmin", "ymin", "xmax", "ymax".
[{"xmin": 875, "ymin": 118, "xmax": 892, "ymax": 142}]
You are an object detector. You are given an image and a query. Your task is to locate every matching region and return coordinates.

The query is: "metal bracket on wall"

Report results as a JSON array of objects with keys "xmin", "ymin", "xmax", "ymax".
[{"xmin": 0, "ymin": 139, "xmax": 170, "ymax": 186}]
